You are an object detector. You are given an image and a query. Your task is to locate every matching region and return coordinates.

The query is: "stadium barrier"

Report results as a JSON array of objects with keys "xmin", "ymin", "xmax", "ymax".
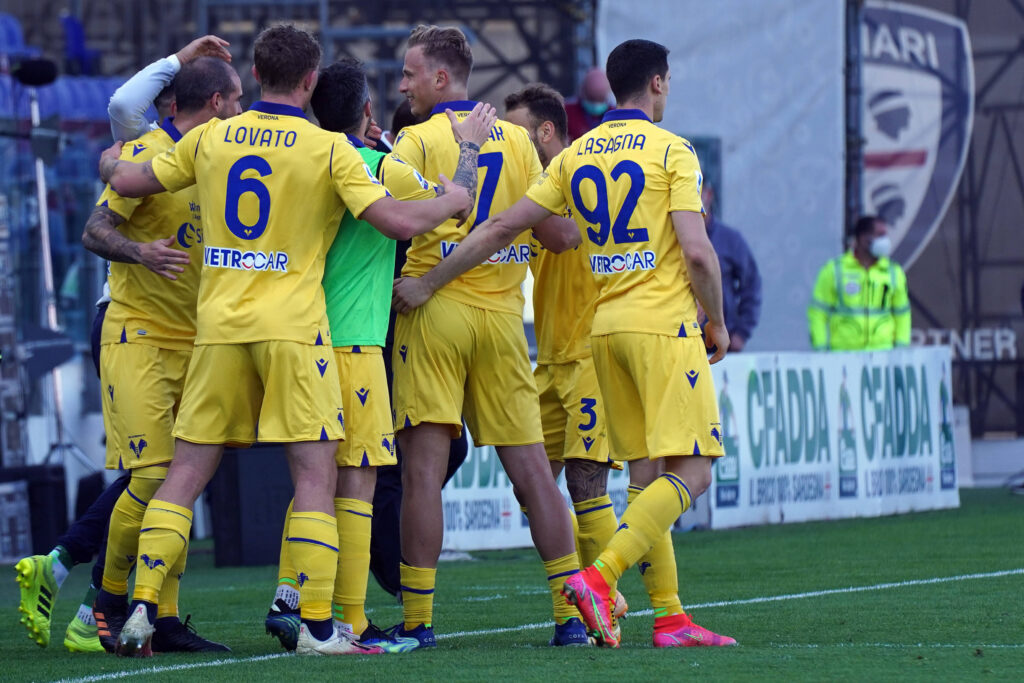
[{"xmin": 441, "ymin": 346, "xmax": 958, "ymax": 550}]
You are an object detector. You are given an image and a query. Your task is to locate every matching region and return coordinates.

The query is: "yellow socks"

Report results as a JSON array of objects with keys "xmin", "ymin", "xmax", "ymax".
[
  {"xmin": 157, "ymin": 542, "xmax": 187, "ymax": 619},
  {"xmin": 101, "ymin": 467, "xmax": 165, "ymax": 595},
  {"xmin": 276, "ymin": 499, "xmax": 299, "ymax": 603},
  {"xmin": 400, "ymin": 563, "xmax": 436, "ymax": 629},
  {"xmin": 572, "ymin": 495, "xmax": 617, "ymax": 567},
  {"xmin": 595, "ymin": 473, "xmax": 692, "ymax": 587},
  {"xmin": 626, "ymin": 484, "xmax": 684, "ymax": 618},
  {"xmin": 132, "ymin": 499, "xmax": 192, "ymax": 605},
  {"xmin": 544, "ymin": 553, "xmax": 581, "ymax": 624},
  {"xmin": 333, "ymin": 498, "xmax": 372, "ymax": 635},
  {"xmin": 286, "ymin": 511, "xmax": 339, "ymax": 622}
]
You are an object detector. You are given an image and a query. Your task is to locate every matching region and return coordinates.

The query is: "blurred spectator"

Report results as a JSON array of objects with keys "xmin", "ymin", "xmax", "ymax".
[
  {"xmin": 808, "ymin": 216, "xmax": 910, "ymax": 351},
  {"xmin": 564, "ymin": 67, "xmax": 614, "ymax": 140},
  {"xmin": 701, "ymin": 182, "xmax": 761, "ymax": 351}
]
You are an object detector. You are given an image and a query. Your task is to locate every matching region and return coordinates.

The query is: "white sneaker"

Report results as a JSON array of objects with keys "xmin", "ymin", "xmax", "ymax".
[
  {"xmin": 115, "ymin": 604, "xmax": 154, "ymax": 658},
  {"xmin": 295, "ymin": 623, "xmax": 384, "ymax": 655}
]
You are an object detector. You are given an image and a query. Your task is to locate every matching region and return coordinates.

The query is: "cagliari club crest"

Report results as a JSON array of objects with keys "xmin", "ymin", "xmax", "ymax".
[{"xmin": 861, "ymin": 1, "xmax": 974, "ymax": 267}]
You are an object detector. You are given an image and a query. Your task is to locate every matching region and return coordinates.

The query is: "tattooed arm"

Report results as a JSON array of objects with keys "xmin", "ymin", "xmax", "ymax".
[
  {"xmin": 447, "ymin": 141, "xmax": 480, "ymax": 204},
  {"xmin": 82, "ymin": 205, "xmax": 190, "ymax": 280},
  {"xmin": 444, "ymin": 101, "xmax": 498, "ymax": 206},
  {"xmin": 98, "ymin": 141, "xmax": 167, "ymax": 198}
]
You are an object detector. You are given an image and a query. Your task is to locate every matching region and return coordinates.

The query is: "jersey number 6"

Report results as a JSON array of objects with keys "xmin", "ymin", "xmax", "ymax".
[{"xmin": 225, "ymin": 155, "xmax": 272, "ymax": 240}]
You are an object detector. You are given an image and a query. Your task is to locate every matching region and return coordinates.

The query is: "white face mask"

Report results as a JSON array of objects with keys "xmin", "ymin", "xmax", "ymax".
[{"xmin": 870, "ymin": 236, "xmax": 892, "ymax": 259}]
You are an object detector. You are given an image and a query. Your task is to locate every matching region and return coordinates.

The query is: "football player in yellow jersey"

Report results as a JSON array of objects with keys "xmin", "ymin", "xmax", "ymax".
[
  {"xmin": 502, "ymin": 84, "xmax": 629, "ymax": 637},
  {"xmin": 81, "ymin": 56, "xmax": 241, "ymax": 655},
  {"xmin": 99, "ymin": 25, "xmax": 474, "ymax": 658},
  {"xmin": 388, "ymin": 25, "xmax": 583, "ymax": 648},
  {"xmin": 265, "ymin": 56, "xmax": 496, "ymax": 655},
  {"xmin": 392, "ymin": 39, "xmax": 737, "ymax": 649}
]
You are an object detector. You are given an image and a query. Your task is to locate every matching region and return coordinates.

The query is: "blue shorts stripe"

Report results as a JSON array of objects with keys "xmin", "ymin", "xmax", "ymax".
[
  {"xmin": 400, "ymin": 585, "xmax": 435, "ymax": 595},
  {"xmin": 285, "ymin": 536, "xmax": 340, "ymax": 553},
  {"xmin": 546, "ymin": 569, "xmax": 580, "ymax": 581},
  {"xmin": 574, "ymin": 503, "xmax": 614, "ymax": 516}
]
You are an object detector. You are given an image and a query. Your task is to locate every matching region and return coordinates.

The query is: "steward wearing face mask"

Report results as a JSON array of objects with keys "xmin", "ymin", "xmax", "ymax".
[{"xmin": 807, "ymin": 215, "xmax": 911, "ymax": 351}]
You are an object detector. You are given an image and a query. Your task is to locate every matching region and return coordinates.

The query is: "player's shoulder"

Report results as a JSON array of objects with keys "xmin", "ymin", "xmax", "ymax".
[
  {"xmin": 400, "ymin": 117, "xmax": 435, "ymax": 139},
  {"xmin": 392, "ymin": 120, "xmax": 427, "ymax": 156},
  {"xmin": 659, "ymin": 131, "xmax": 702, "ymax": 170},
  {"xmin": 121, "ymin": 125, "xmax": 172, "ymax": 161}
]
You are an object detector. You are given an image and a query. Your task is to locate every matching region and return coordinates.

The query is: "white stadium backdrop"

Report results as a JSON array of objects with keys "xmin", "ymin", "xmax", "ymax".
[{"xmin": 596, "ymin": 0, "xmax": 847, "ymax": 353}]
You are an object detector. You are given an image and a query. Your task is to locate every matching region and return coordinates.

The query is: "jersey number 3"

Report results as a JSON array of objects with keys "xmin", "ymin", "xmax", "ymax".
[
  {"xmin": 570, "ymin": 161, "xmax": 649, "ymax": 247},
  {"xmin": 225, "ymin": 155, "xmax": 272, "ymax": 240}
]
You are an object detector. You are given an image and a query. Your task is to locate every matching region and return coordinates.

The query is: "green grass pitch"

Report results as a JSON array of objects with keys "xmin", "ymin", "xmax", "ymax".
[{"xmin": 4, "ymin": 488, "xmax": 1023, "ymax": 681}]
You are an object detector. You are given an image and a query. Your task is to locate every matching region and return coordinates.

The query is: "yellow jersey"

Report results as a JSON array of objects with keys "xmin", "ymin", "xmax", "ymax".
[
  {"xmin": 151, "ymin": 101, "xmax": 389, "ymax": 345},
  {"xmin": 98, "ymin": 118, "xmax": 201, "ymax": 350},
  {"xmin": 526, "ymin": 109, "xmax": 705, "ymax": 338},
  {"xmin": 394, "ymin": 100, "xmax": 543, "ymax": 315},
  {"xmin": 529, "ymin": 210, "xmax": 597, "ymax": 364}
]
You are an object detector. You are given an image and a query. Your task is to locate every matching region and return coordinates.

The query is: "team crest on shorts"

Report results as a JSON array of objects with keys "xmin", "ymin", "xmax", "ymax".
[{"xmin": 128, "ymin": 437, "xmax": 148, "ymax": 459}]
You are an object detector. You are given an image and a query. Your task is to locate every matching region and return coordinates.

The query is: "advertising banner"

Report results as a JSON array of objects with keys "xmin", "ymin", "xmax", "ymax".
[
  {"xmin": 709, "ymin": 346, "xmax": 958, "ymax": 528},
  {"xmin": 439, "ymin": 440, "xmax": 632, "ymax": 552},
  {"xmin": 442, "ymin": 347, "xmax": 958, "ymax": 550}
]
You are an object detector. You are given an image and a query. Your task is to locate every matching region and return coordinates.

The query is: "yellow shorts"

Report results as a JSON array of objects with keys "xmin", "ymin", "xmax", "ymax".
[
  {"xmin": 100, "ymin": 343, "xmax": 190, "ymax": 470},
  {"xmin": 535, "ymin": 357, "xmax": 610, "ymax": 463},
  {"xmin": 592, "ymin": 332, "xmax": 723, "ymax": 461},
  {"xmin": 392, "ymin": 292, "xmax": 543, "ymax": 446},
  {"xmin": 173, "ymin": 341, "xmax": 345, "ymax": 445},
  {"xmin": 334, "ymin": 346, "xmax": 396, "ymax": 468}
]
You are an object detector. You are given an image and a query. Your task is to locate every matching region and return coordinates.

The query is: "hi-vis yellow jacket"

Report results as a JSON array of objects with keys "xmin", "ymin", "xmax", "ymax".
[{"xmin": 808, "ymin": 251, "xmax": 911, "ymax": 351}]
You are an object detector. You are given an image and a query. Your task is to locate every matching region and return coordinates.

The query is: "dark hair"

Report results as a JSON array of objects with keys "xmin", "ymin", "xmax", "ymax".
[
  {"xmin": 154, "ymin": 81, "xmax": 175, "ymax": 117},
  {"xmin": 853, "ymin": 215, "xmax": 880, "ymax": 238},
  {"xmin": 311, "ymin": 57, "xmax": 368, "ymax": 134},
  {"xmin": 173, "ymin": 57, "xmax": 236, "ymax": 114},
  {"xmin": 504, "ymin": 83, "xmax": 568, "ymax": 143},
  {"xmin": 253, "ymin": 24, "xmax": 321, "ymax": 93},
  {"xmin": 390, "ymin": 99, "xmax": 420, "ymax": 135},
  {"xmin": 606, "ymin": 39, "xmax": 669, "ymax": 103},
  {"xmin": 408, "ymin": 25, "xmax": 473, "ymax": 85}
]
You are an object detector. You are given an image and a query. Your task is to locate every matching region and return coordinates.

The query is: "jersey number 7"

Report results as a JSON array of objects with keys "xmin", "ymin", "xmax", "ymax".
[{"xmin": 470, "ymin": 152, "xmax": 503, "ymax": 230}]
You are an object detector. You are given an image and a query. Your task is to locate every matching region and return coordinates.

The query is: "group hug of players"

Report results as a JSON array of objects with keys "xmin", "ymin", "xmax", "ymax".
[{"xmin": 16, "ymin": 23, "xmax": 738, "ymax": 657}]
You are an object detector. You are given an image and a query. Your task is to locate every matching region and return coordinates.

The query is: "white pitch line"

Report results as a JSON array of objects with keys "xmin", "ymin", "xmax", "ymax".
[
  {"xmin": 55, "ymin": 654, "xmax": 290, "ymax": 683},
  {"xmin": 681, "ymin": 568, "xmax": 1024, "ymax": 610},
  {"xmin": 440, "ymin": 568, "xmax": 1024, "ymax": 639},
  {"xmin": 58, "ymin": 568, "xmax": 1024, "ymax": 682}
]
